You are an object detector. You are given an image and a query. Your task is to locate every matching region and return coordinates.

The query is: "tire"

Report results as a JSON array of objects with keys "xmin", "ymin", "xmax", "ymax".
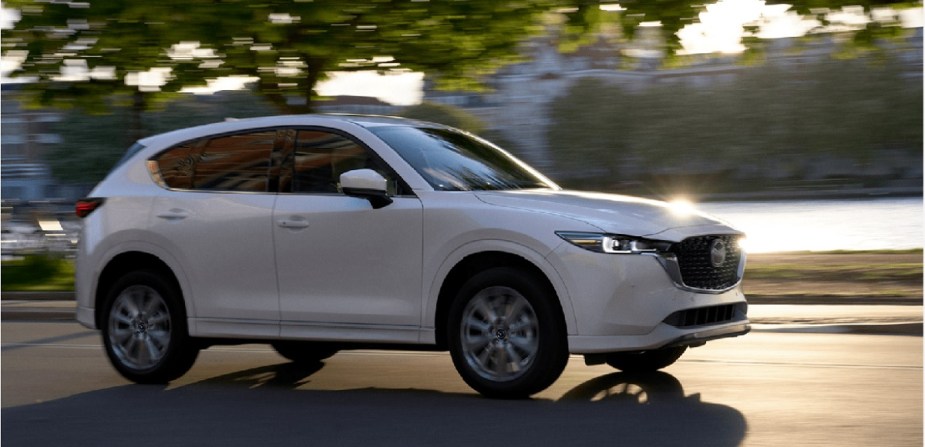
[
  {"xmin": 271, "ymin": 341, "xmax": 338, "ymax": 364},
  {"xmin": 101, "ymin": 270, "xmax": 199, "ymax": 384},
  {"xmin": 605, "ymin": 346, "xmax": 687, "ymax": 373},
  {"xmin": 448, "ymin": 267, "xmax": 568, "ymax": 399}
]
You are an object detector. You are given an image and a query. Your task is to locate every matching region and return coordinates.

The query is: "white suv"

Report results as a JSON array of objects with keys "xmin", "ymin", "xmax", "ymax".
[{"xmin": 75, "ymin": 115, "xmax": 749, "ymax": 398}]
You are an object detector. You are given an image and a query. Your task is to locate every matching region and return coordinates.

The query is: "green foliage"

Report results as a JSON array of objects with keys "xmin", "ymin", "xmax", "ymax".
[
  {"xmin": 546, "ymin": 54, "xmax": 922, "ymax": 194},
  {"xmin": 745, "ymin": 262, "xmax": 923, "ymax": 282},
  {"xmin": 3, "ymin": 1, "xmax": 212, "ymax": 109},
  {"xmin": 398, "ymin": 102, "xmax": 518, "ymax": 151},
  {"xmin": 1, "ymin": 254, "xmax": 75, "ymax": 291},
  {"xmin": 4, "ymin": 0, "xmax": 919, "ymax": 187},
  {"xmin": 399, "ymin": 102, "xmax": 487, "ymax": 134},
  {"xmin": 3, "ymin": 0, "xmax": 586, "ymax": 114},
  {"xmin": 3, "ymin": 0, "xmax": 916, "ymax": 118}
]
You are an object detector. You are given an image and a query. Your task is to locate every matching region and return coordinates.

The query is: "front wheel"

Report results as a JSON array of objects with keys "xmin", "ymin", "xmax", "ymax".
[
  {"xmin": 101, "ymin": 270, "xmax": 199, "ymax": 384},
  {"xmin": 448, "ymin": 268, "xmax": 568, "ymax": 399},
  {"xmin": 605, "ymin": 346, "xmax": 687, "ymax": 372}
]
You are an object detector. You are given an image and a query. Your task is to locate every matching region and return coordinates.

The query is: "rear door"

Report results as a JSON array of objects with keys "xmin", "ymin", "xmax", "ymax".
[{"xmin": 148, "ymin": 129, "xmax": 282, "ymax": 336}]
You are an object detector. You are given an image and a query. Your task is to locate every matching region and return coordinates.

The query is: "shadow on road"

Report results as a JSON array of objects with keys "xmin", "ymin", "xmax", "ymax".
[{"xmin": 2, "ymin": 362, "xmax": 746, "ymax": 446}]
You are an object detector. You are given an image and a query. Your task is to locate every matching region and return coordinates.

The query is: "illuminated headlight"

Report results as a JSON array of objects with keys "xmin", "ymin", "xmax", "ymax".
[{"xmin": 556, "ymin": 231, "xmax": 673, "ymax": 254}]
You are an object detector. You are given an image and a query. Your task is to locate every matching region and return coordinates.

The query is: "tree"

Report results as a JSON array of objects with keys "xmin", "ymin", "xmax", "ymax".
[
  {"xmin": 6, "ymin": 0, "xmax": 913, "ymax": 118},
  {"xmin": 3, "ymin": 1, "xmax": 224, "ymax": 141},
  {"xmin": 3, "ymin": 0, "xmax": 916, "ymax": 184},
  {"xmin": 400, "ymin": 102, "xmax": 486, "ymax": 134},
  {"xmin": 546, "ymin": 55, "xmax": 922, "ymax": 195},
  {"xmin": 4, "ymin": 1, "xmax": 588, "ymax": 115}
]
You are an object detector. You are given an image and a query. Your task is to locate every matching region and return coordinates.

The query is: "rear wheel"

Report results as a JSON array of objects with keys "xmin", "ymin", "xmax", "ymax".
[
  {"xmin": 605, "ymin": 346, "xmax": 687, "ymax": 372},
  {"xmin": 102, "ymin": 270, "xmax": 199, "ymax": 383},
  {"xmin": 272, "ymin": 342, "xmax": 338, "ymax": 364},
  {"xmin": 448, "ymin": 268, "xmax": 567, "ymax": 399}
]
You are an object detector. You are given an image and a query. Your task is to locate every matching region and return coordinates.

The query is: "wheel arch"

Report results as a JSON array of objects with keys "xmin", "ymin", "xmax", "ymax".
[
  {"xmin": 432, "ymin": 249, "xmax": 574, "ymax": 349},
  {"xmin": 94, "ymin": 251, "xmax": 185, "ymax": 329}
]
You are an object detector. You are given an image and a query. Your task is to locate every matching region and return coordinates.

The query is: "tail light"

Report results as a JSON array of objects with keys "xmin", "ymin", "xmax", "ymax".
[{"xmin": 75, "ymin": 198, "xmax": 105, "ymax": 218}]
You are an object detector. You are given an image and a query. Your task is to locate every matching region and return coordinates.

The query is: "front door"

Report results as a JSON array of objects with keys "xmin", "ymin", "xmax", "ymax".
[{"xmin": 272, "ymin": 128, "xmax": 424, "ymax": 340}]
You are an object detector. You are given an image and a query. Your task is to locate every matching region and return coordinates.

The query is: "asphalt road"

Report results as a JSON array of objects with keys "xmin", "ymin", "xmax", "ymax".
[{"xmin": 2, "ymin": 322, "xmax": 921, "ymax": 447}]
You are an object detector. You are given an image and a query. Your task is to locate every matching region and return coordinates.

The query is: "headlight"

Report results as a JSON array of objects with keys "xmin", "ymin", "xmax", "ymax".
[{"xmin": 556, "ymin": 231, "xmax": 673, "ymax": 254}]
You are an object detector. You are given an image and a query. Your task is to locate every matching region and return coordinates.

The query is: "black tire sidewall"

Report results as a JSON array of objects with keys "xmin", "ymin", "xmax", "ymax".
[
  {"xmin": 101, "ymin": 269, "xmax": 197, "ymax": 383},
  {"xmin": 448, "ymin": 267, "xmax": 568, "ymax": 398}
]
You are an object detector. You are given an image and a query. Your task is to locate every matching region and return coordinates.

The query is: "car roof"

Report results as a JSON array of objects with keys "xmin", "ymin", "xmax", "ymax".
[{"xmin": 135, "ymin": 114, "xmax": 443, "ymax": 148}]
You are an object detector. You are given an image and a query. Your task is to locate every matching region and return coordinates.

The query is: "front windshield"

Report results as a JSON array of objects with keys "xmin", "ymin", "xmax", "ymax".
[{"xmin": 369, "ymin": 126, "xmax": 558, "ymax": 191}]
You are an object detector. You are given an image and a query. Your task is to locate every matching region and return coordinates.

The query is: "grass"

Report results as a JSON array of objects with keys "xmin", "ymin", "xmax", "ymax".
[
  {"xmin": 1, "ymin": 250, "xmax": 921, "ymax": 296},
  {"xmin": 744, "ymin": 250, "xmax": 922, "ymax": 300},
  {"xmin": 1, "ymin": 255, "xmax": 75, "ymax": 291},
  {"xmin": 745, "ymin": 263, "xmax": 923, "ymax": 282}
]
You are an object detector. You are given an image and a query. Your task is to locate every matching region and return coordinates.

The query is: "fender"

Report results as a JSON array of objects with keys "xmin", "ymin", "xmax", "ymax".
[
  {"xmin": 88, "ymin": 236, "xmax": 197, "ymax": 331},
  {"xmin": 421, "ymin": 238, "xmax": 578, "ymax": 344}
]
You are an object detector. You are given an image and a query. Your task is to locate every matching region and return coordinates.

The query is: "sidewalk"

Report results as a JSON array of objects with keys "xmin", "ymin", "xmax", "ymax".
[{"xmin": 2, "ymin": 292, "xmax": 921, "ymax": 335}]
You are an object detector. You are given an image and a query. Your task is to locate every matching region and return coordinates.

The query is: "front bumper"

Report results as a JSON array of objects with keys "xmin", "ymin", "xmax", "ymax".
[
  {"xmin": 569, "ymin": 318, "xmax": 750, "ymax": 353},
  {"xmin": 550, "ymin": 242, "xmax": 749, "ymax": 354}
]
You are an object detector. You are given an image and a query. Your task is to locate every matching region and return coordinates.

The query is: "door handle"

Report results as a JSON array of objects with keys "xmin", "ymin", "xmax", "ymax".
[
  {"xmin": 277, "ymin": 218, "xmax": 309, "ymax": 229},
  {"xmin": 156, "ymin": 209, "xmax": 189, "ymax": 221}
]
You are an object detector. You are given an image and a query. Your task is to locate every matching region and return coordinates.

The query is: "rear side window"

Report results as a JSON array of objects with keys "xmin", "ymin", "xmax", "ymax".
[
  {"xmin": 151, "ymin": 142, "xmax": 196, "ymax": 189},
  {"xmin": 193, "ymin": 131, "xmax": 274, "ymax": 192},
  {"xmin": 150, "ymin": 130, "xmax": 276, "ymax": 192}
]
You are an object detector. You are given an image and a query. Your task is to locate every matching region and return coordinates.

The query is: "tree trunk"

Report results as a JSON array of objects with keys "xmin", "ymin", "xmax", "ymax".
[
  {"xmin": 129, "ymin": 90, "xmax": 145, "ymax": 144},
  {"xmin": 302, "ymin": 58, "xmax": 326, "ymax": 114}
]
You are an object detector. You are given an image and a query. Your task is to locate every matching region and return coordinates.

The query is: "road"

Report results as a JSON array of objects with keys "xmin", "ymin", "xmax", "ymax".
[{"xmin": 2, "ymin": 322, "xmax": 921, "ymax": 446}]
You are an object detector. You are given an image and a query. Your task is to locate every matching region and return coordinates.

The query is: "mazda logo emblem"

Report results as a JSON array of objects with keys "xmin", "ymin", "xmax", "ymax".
[{"xmin": 709, "ymin": 239, "xmax": 727, "ymax": 268}]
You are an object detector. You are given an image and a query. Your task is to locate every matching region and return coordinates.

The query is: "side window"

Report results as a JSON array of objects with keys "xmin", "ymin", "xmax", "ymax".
[
  {"xmin": 150, "ymin": 142, "xmax": 197, "ymax": 190},
  {"xmin": 150, "ymin": 130, "xmax": 276, "ymax": 192},
  {"xmin": 192, "ymin": 131, "xmax": 275, "ymax": 192},
  {"xmin": 286, "ymin": 130, "xmax": 394, "ymax": 194}
]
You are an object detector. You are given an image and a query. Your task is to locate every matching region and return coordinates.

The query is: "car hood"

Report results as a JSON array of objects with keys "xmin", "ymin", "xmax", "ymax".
[{"xmin": 475, "ymin": 190, "xmax": 739, "ymax": 241}]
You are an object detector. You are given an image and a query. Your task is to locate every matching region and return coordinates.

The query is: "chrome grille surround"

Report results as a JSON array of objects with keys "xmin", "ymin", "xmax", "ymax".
[{"xmin": 648, "ymin": 234, "xmax": 746, "ymax": 294}]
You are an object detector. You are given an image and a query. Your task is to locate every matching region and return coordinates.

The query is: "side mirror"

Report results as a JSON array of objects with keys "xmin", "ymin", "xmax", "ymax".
[{"xmin": 340, "ymin": 169, "xmax": 393, "ymax": 209}]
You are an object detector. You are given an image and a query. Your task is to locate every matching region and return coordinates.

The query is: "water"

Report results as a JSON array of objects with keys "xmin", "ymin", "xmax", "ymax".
[{"xmin": 697, "ymin": 197, "xmax": 923, "ymax": 253}]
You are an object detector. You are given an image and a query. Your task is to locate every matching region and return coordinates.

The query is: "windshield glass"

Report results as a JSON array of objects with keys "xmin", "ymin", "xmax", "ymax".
[{"xmin": 369, "ymin": 126, "xmax": 557, "ymax": 191}]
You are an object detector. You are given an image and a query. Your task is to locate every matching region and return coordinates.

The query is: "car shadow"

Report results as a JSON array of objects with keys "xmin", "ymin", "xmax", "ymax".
[{"xmin": 2, "ymin": 362, "xmax": 746, "ymax": 446}]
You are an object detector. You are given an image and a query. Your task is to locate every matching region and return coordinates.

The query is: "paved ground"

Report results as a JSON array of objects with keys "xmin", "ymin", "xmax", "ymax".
[{"xmin": 3, "ymin": 322, "xmax": 922, "ymax": 446}]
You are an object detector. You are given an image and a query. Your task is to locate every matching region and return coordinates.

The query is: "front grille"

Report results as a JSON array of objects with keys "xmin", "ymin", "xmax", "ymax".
[
  {"xmin": 664, "ymin": 304, "xmax": 738, "ymax": 327},
  {"xmin": 671, "ymin": 235, "xmax": 742, "ymax": 290}
]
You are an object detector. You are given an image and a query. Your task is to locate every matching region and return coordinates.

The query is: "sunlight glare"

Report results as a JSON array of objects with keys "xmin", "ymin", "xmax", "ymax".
[
  {"xmin": 316, "ymin": 71, "xmax": 424, "ymax": 106},
  {"xmin": 668, "ymin": 198, "xmax": 698, "ymax": 216}
]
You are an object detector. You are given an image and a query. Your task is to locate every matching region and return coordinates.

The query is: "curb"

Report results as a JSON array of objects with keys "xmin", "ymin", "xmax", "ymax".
[
  {"xmin": 1, "ymin": 292, "xmax": 75, "ymax": 301},
  {"xmin": 751, "ymin": 322, "xmax": 923, "ymax": 337},
  {"xmin": 747, "ymin": 295, "xmax": 922, "ymax": 306},
  {"xmin": 1, "ymin": 308, "xmax": 75, "ymax": 322}
]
